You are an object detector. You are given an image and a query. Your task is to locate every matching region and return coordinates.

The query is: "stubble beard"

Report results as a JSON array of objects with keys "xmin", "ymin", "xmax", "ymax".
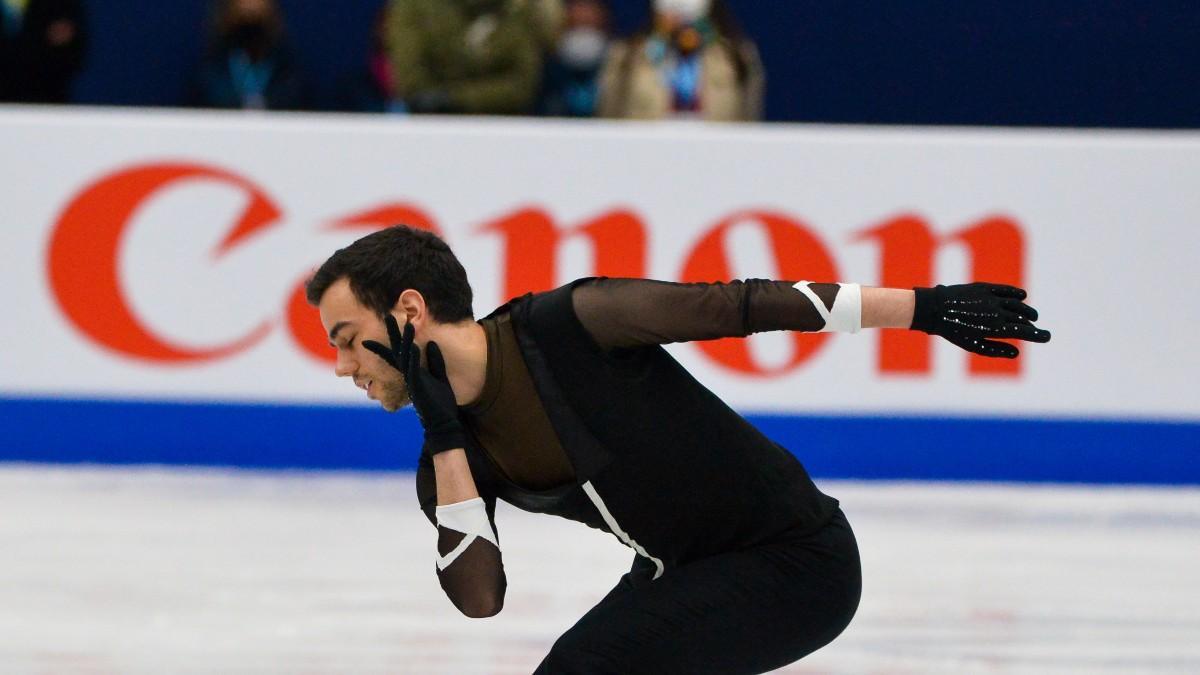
[{"xmin": 378, "ymin": 377, "xmax": 411, "ymax": 413}]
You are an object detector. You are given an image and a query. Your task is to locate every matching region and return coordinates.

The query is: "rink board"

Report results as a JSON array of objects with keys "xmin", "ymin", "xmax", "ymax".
[
  {"xmin": 3, "ymin": 397, "xmax": 1196, "ymax": 484},
  {"xmin": 2, "ymin": 109, "xmax": 1199, "ymax": 483}
]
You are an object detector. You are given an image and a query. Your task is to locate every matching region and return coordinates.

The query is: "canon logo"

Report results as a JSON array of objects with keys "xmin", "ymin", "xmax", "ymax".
[{"xmin": 47, "ymin": 161, "xmax": 1025, "ymax": 378}]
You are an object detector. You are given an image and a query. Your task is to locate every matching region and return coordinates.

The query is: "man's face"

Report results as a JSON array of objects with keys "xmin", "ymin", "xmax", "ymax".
[{"xmin": 317, "ymin": 278, "xmax": 411, "ymax": 412}]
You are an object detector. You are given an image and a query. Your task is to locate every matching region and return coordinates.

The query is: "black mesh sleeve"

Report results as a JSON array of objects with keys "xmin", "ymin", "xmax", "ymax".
[
  {"xmin": 415, "ymin": 454, "xmax": 507, "ymax": 618},
  {"xmin": 416, "ymin": 453, "xmax": 439, "ymax": 527},
  {"xmin": 572, "ymin": 277, "xmax": 839, "ymax": 350}
]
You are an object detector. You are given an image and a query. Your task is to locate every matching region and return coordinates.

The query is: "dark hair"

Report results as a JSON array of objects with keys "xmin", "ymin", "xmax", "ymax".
[
  {"xmin": 305, "ymin": 226, "xmax": 474, "ymax": 322},
  {"xmin": 211, "ymin": 0, "xmax": 285, "ymax": 44}
]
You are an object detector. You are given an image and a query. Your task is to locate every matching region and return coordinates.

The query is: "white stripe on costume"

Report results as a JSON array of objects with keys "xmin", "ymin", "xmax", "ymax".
[{"xmin": 581, "ymin": 481, "xmax": 665, "ymax": 580}]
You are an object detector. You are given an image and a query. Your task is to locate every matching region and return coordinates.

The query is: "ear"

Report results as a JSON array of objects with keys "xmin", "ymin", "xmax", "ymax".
[{"xmin": 393, "ymin": 289, "xmax": 428, "ymax": 329}]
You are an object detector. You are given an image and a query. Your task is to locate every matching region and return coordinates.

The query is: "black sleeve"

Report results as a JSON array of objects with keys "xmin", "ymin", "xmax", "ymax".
[
  {"xmin": 572, "ymin": 277, "xmax": 842, "ymax": 350},
  {"xmin": 416, "ymin": 453, "xmax": 507, "ymax": 618}
]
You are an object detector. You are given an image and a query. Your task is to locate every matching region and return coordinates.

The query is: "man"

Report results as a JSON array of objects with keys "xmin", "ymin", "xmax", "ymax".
[
  {"xmin": 383, "ymin": 0, "xmax": 543, "ymax": 114},
  {"xmin": 305, "ymin": 225, "xmax": 1051, "ymax": 673}
]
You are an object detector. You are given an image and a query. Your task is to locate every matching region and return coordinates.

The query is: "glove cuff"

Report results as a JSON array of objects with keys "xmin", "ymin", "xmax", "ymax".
[
  {"xmin": 423, "ymin": 428, "xmax": 469, "ymax": 457},
  {"xmin": 910, "ymin": 285, "xmax": 942, "ymax": 333}
]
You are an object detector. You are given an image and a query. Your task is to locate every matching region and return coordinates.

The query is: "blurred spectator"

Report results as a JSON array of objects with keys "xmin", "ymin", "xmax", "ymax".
[
  {"xmin": 527, "ymin": 0, "xmax": 564, "ymax": 53},
  {"xmin": 538, "ymin": 0, "xmax": 610, "ymax": 117},
  {"xmin": 0, "ymin": 0, "xmax": 87, "ymax": 103},
  {"xmin": 333, "ymin": 4, "xmax": 403, "ymax": 113},
  {"xmin": 191, "ymin": 0, "xmax": 305, "ymax": 110},
  {"xmin": 383, "ymin": 0, "xmax": 542, "ymax": 115},
  {"xmin": 597, "ymin": 0, "xmax": 763, "ymax": 121}
]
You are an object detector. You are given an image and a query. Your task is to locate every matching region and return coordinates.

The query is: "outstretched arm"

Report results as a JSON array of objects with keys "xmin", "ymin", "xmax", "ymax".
[
  {"xmin": 573, "ymin": 278, "xmax": 1050, "ymax": 358},
  {"xmin": 572, "ymin": 278, "xmax": 903, "ymax": 347},
  {"xmin": 861, "ymin": 287, "xmax": 917, "ymax": 329}
]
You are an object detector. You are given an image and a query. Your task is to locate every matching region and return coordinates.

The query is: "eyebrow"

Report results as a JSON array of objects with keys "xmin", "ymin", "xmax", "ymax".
[{"xmin": 328, "ymin": 321, "xmax": 353, "ymax": 345}]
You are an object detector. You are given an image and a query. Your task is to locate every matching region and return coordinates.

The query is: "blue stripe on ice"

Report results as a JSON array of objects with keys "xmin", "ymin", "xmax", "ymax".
[{"xmin": 1, "ymin": 396, "xmax": 1197, "ymax": 484}]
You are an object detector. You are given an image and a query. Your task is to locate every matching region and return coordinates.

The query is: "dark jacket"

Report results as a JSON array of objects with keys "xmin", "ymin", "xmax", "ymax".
[
  {"xmin": 190, "ymin": 39, "xmax": 305, "ymax": 110},
  {"xmin": 0, "ymin": 0, "xmax": 87, "ymax": 103},
  {"xmin": 384, "ymin": 0, "xmax": 542, "ymax": 114}
]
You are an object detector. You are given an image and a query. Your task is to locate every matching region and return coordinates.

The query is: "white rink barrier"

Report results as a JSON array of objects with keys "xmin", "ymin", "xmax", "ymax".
[{"xmin": 1, "ymin": 107, "xmax": 1197, "ymax": 482}]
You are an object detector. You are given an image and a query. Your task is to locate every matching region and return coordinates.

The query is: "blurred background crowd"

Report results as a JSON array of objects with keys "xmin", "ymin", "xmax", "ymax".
[{"xmin": 2, "ymin": 0, "xmax": 1197, "ymax": 126}]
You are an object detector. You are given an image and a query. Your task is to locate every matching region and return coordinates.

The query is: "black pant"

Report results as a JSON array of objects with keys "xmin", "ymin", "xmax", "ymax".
[{"xmin": 535, "ymin": 508, "xmax": 862, "ymax": 674}]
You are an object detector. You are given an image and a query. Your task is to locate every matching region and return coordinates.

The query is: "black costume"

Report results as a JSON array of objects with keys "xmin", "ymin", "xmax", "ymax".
[
  {"xmin": 417, "ymin": 278, "xmax": 862, "ymax": 673},
  {"xmin": 353, "ymin": 244, "xmax": 1050, "ymax": 672},
  {"xmin": 363, "ymin": 273, "xmax": 1051, "ymax": 672}
]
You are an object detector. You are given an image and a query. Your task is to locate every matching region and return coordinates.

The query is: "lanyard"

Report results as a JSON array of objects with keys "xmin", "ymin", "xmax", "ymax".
[
  {"xmin": 228, "ymin": 51, "xmax": 274, "ymax": 108},
  {"xmin": 668, "ymin": 55, "xmax": 701, "ymax": 111}
]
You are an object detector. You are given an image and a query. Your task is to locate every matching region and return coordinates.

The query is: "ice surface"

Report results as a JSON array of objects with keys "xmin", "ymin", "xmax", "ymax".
[{"xmin": 1, "ymin": 466, "xmax": 1197, "ymax": 674}]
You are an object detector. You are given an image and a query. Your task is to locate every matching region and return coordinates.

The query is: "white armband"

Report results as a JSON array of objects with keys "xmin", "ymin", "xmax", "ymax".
[
  {"xmin": 434, "ymin": 497, "xmax": 498, "ymax": 571},
  {"xmin": 793, "ymin": 281, "xmax": 862, "ymax": 334}
]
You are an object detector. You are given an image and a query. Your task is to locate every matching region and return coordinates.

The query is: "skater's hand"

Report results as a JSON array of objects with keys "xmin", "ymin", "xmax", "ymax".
[
  {"xmin": 911, "ymin": 283, "xmax": 1051, "ymax": 359},
  {"xmin": 364, "ymin": 316, "xmax": 467, "ymax": 456}
]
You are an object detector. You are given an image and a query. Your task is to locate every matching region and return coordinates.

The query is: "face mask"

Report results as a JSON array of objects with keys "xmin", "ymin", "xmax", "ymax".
[
  {"xmin": 654, "ymin": 0, "xmax": 711, "ymax": 24},
  {"xmin": 229, "ymin": 20, "xmax": 269, "ymax": 49},
  {"xmin": 557, "ymin": 27, "xmax": 607, "ymax": 70}
]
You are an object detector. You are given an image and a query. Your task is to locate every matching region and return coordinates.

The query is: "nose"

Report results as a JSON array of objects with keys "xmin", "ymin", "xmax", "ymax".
[{"xmin": 334, "ymin": 349, "xmax": 357, "ymax": 378}]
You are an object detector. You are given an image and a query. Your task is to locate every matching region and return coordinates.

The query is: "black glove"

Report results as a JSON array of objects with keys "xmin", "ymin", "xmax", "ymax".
[
  {"xmin": 364, "ymin": 316, "xmax": 468, "ymax": 456},
  {"xmin": 911, "ymin": 282, "xmax": 1051, "ymax": 359}
]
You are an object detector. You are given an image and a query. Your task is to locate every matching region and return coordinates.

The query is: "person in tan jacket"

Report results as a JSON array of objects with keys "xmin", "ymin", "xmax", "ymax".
[{"xmin": 597, "ymin": 0, "xmax": 764, "ymax": 121}]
